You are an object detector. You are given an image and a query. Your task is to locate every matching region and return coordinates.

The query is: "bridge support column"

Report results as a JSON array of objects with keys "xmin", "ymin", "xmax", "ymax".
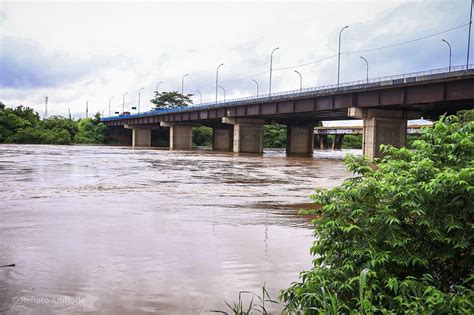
[
  {"xmin": 332, "ymin": 134, "xmax": 345, "ymax": 150},
  {"xmin": 223, "ymin": 117, "xmax": 264, "ymax": 154},
  {"xmin": 348, "ymin": 108, "xmax": 419, "ymax": 159},
  {"xmin": 286, "ymin": 123, "xmax": 315, "ymax": 156},
  {"xmin": 160, "ymin": 122, "xmax": 194, "ymax": 150},
  {"xmin": 124, "ymin": 125, "xmax": 152, "ymax": 147},
  {"xmin": 213, "ymin": 126, "xmax": 233, "ymax": 152}
]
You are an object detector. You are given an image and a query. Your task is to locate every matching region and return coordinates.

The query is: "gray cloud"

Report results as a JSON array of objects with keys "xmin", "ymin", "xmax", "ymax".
[{"xmin": 0, "ymin": 36, "xmax": 132, "ymax": 89}]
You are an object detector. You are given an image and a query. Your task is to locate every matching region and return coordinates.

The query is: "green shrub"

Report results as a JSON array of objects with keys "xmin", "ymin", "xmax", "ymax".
[
  {"xmin": 281, "ymin": 111, "xmax": 474, "ymax": 313},
  {"xmin": 342, "ymin": 135, "xmax": 362, "ymax": 149},
  {"xmin": 193, "ymin": 126, "xmax": 212, "ymax": 147},
  {"xmin": 264, "ymin": 124, "xmax": 286, "ymax": 148}
]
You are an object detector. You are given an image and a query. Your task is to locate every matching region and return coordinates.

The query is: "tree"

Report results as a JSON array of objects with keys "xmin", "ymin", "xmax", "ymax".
[
  {"xmin": 281, "ymin": 110, "xmax": 474, "ymax": 313},
  {"xmin": 150, "ymin": 91, "xmax": 193, "ymax": 109}
]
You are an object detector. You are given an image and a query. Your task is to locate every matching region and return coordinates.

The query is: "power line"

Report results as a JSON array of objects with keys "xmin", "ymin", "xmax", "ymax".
[{"xmin": 344, "ymin": 23, "xmax": 469, "ymax": 55}]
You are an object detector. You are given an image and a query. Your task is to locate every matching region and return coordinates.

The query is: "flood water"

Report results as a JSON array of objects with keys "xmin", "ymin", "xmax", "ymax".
[{"xmin": 0, "ymin": 145, "xmax": 357, "ymax": 314}]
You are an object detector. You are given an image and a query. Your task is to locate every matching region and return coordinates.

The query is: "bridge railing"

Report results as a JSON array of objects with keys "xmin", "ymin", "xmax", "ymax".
[{"xmin": 101, "ymin": 64, "xmax": 473, "ymax": 122}]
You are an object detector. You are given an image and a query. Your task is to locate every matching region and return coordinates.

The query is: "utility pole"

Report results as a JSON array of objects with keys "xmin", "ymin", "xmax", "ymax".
[
  {"xmin": 68, "ymin": 107, "xmax": 71, "ymax": 120},
  {"xmin": 44, "ymin": 96, "xmax": 48, "ymax": 119},
  {"xmin": 86, "ymin": 101, "xmax": 88, "ymax": 118}
]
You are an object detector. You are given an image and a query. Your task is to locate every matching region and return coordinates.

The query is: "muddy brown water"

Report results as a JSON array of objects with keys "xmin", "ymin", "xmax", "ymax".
[{"xmin": 0, "ymin": 145, "xmax": 357, "ymax": 314}]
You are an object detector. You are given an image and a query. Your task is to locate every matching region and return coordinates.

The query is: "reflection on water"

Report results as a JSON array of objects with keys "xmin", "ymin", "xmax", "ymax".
[{"xmin": 0, "ymin": 145, "xmax": 357, "ymax": 314}]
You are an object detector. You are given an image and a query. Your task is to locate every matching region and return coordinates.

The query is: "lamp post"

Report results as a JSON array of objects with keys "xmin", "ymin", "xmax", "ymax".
[
  {"xmin": 269, "ymin": 47, "xmax": 279, "ymax": 95},
  {"xmin": 156, "ymin": 81, "xmax": 163, "ymax": 93},
  {"xmin": 337, "ymin": 25, "xmax": 349, "ymax": 87},
  {"xmin": 108, "ymin": 96, "xmax": 113, "ymax": 116},
  {"xmin": 251, "ymin": 79, "xmax": 259, "ymax": 97},
  {"xmin": 216, "ymin": 63, "xmax": 224, "ymax": 104},
  {"xmin": 181, "ymin": 74, "xmax": 189, "ymax": 95},
  {"xmin": 122, "ymin": 92, "xmax": 128, "ymax": 114},
  {"xmin": 441, "ymin": 39, "xmax": 452, "ymax": 72},
  {"xmin": 195, "ymin": 90, "xmax": 202, "ymax": 104},
  {"xmin": 219, "ymin": 85, "xmax": 226, "ymax": 102},
  {"xmin": 294, "ymin": 70, "xmax": 302, "ymax": 91},
  {"xmin": 138, "ymin": 87, "xmax": 144, "ymax": 113},
  {"xmin": 360, "ymin": 56, "xmax": 369, "ymax": 83},
  {"xmin": 467, "ymin": 0, "xmax": 473, "ymax": 68}
]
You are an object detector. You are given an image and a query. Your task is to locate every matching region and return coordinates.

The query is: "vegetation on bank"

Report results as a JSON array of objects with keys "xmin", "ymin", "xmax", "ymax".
[
  {"xmin": 280, "ymin": 109, "xmax": 473, "ymax": 313},
  {"xmin": 215, "ymin": 110, "xmax": 473, "ymax": 314},
  {"xmin": 0, "ymin": 102, "xmax": 107, "ymax": 145}
]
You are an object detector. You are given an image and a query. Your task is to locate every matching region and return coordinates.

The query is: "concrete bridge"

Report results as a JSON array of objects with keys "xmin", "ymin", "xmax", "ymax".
[
  {"xmin": 102, "ymin": 66, "xmax": 474, "ymax": 158},
  {"xmin": 313, "ymin": 124, "xmax": 428, "ymax": 150}
]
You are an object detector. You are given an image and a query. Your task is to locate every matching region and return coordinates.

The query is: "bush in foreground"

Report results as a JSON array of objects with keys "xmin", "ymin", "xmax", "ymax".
[{"xmin": 281, "ymin": 111, "xmax": 473, "ymax": 313}]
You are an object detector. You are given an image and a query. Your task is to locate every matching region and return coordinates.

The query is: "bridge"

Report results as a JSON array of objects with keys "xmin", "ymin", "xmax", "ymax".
[
  {"xmin": 313, "ymin": 124, "xmax": 429, "ymax": 150},
  {"xmin": 102, "ymin": 66, "xmax": 474, "ymax": 158}
]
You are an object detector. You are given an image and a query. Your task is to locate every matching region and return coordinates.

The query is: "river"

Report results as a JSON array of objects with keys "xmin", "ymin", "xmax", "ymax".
[{"xmin": 0, "ymin": 145, "xmax": 357, "ymax": 314}]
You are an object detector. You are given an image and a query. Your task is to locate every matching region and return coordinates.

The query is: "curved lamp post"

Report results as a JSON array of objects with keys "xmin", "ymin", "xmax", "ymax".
[
  {"xmin": 215, "ymin": 63, "xmax": 224, "ymax": 103},
  {"xmin": 269, "ymin": 47, "xmax": 279, "ymax": 95},
  {"xmin": 181, "ymin": 74, "xmax": 189, "ymax": 95},
  {"xmin": 441, "ymin": 39, "xmax": 452, "ymax": 72},
  {"xmin": 251, "ymin": 79, "xmax": 259, "ymax": 97},
  {"xmin": 219, "ymin": 85, "xmax": 226, "ymax": 102},
  {"xmin": 337, "ymin": 25, "xmax": 349, "ymax": 87},
  {"xmin": 195, "ymin": 90, "xmax": 202, "ymax": 104},
  {"xmin": 108, "ymin": 96, "xmax": 113, "ymax": 116},
  {"xmin": 294, "ymin": 70, "xmax": 302, "ymax": 91},
  {"xmin": 138, "ymin": 87, "xmax": 144, "ymax": 113},
  {"xmin": 122, "ymin": 92, "xmax": 128, "ymax": 114},
  {"xmin": 156, "ymin": 81, "xmax": 163, "ymax": 93},
  {"xmin": 360, "ymin": 56, "xmax": 369, "ymax": 83}
]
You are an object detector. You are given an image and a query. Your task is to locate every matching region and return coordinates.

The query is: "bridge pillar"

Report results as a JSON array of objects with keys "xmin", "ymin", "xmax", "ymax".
[
  {"xmin": 348, "ymin": 108, "xmax": 419, "ymax": 159},
  {"xmin": 124, "ymin": 125, "xmax": 152, "ymax": 147},
  {"xmin": 160, "ymin": 122, "xmax": 194, "ymax": 150},
  {"xmin": 286, "ymin": 124, "xmax": 315, "ymax": 156},
  {"xmin": 223, "ymin": 117, "xmax": 264, "ymax": 154},
  {"xmin": 332, "ymin": 134, "xmax": 345, "ymax": 150},
  {"xmin": 213, "ymin": 126, "xmax": 233, "ymax": 152}
]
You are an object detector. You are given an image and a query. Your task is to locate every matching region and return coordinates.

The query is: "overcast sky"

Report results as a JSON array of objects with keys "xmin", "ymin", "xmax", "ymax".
[{"xmin": 0, "ymin": 0, "xmax": 472, "ymax": 119}]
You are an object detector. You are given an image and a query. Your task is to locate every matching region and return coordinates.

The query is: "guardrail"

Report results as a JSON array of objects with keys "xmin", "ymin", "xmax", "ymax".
[{"xmin": 101, "ymin": 64, "xmax": 473, "ymax": 122}]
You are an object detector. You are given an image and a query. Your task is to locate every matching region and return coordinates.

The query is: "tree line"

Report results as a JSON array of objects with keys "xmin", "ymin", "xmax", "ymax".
[{"xmin": 0, "ymin": 102, "xmax": 107, "ymax": 145}]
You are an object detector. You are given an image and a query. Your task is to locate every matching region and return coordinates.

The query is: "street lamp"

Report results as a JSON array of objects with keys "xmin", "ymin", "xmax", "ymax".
[
  {"xmin": 122, "ymin": 92, "xmax": 128, "ymax": 114},
  {"xmin": 156, "ymin": 81, "xmax": 163, "ymax": 93},
  {"xmin": 269, "ymin": 47, "xmax": 279, "ymax": 95},
  {"xmin": 216, "ymin": 63, "xmax": 224, "ymax": 103},
  {"xmin": 181, "ymin": 74, "xmax": 189, "ymax": 95},
  {"xmin": 294, "ymin": 70, "xmax": 302, "ymax": 91},
  {"xmin": 108, "ymin": 96, "xmax": 113, "ymax": 116},
  {"xmin": 138, "ymin": 87, "xmax": 144, "ymax": 113},
  {"xmin": 251, "ymin": 79, "xmax": 259, "ymax": 97},
  {"xmin": 337, "ymin": 25, "xmax": 349, "ymax": 87},
  {"xmin": 219, "ymin": 85, "xmax": 226, "ymax": 102},
  {"xmin": 441, "ymin": 39, "xmax": 452, "ymax": 72},
  {"xmin": 195, "ymin": 90, "xmax": 202, "ymax": 104},
  {"xmin": 467, "ymin": 0, "xmax": 473, "ymax": 68},
  {"xmin": 360, "ymin": 56, "xmax": 369, "ymax": 83}
]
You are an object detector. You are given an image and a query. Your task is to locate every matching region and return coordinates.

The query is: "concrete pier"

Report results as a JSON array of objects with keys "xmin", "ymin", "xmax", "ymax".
[
  {"xmin": 125, "ymin": 125, "xmax": 152, "ymax": 147},
  {"xmin": 223, "ymin": 117, "xmax": 264, "ymax": 154},
  {"xmin": 212, "ymin": 126, "xmax": 233, "ymax": 152},
  {"xmin": 286, "ymin": 124, "xmax": 315, "ymax": 156},
  {"xmin": 161, "ymin": 122, "xmax": 194, "ymax": 150},
  {"xmin": 348, "ymin": 108, "xmax": 419, "ymax": 158}
]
